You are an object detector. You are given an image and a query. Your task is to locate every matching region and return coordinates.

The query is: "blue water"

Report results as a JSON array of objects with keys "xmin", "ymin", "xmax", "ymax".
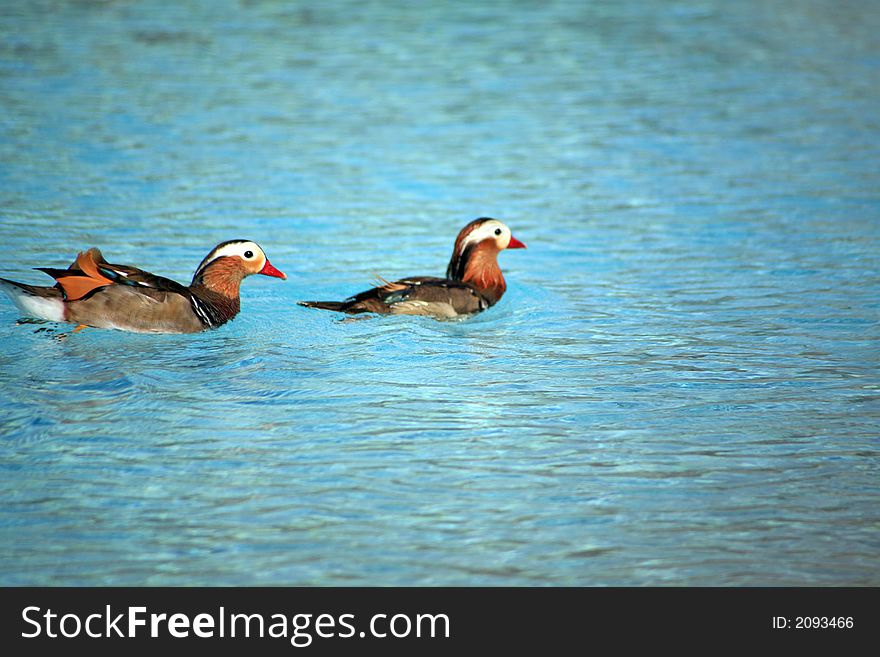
[{"xmin": 1, "ymin": 0, "xmax": 878, "ymax": 585}]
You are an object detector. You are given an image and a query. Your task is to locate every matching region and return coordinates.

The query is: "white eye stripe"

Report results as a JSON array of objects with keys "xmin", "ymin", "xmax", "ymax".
[
  {"xmin": 211, "ymin": 242, "xmax": 262, "ymax": 259},
  {"xmin": 203, "ymin": 242, "xmax": 264, "ymax": 266},
  {"xmin": 461, "ymin": 221, "xmax": 509, "ymax": 249}
]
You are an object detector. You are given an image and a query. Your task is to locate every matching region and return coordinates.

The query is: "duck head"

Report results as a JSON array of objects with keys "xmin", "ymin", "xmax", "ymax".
[
  {"xmin": 446, "ymin": 218, "xmax": 526, "ymax": 302},
  {"xmin": 191, "ymin": 240, "xmax": 286, "ymax": 297}
]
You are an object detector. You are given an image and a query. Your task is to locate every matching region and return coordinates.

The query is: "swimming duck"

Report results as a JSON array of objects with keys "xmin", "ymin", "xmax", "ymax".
[
  {"xmin": 0, "ymin": 240, "xmax": 286, "ymax": 333},
  {"xmin": 299, "ymin": 217, "xmax": 526, "ymax": 318}
]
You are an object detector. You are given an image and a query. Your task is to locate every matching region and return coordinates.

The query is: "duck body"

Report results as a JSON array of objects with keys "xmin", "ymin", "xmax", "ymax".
[
  {"xmin": 302, "ymin": 276, "xmax": 494, "ymax": 318},
  {"xmin": 299, "ymin": 217, "xmax": 525, "ymax": 319},
  {"xmin": 0, "ymin": 240, "xmax": 286, "ymax": 333}
]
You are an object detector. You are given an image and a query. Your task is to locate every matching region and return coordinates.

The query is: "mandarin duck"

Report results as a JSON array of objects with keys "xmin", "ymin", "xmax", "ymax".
[
  {"xmin": 299, "ymin": 218, "xmax": 525, "ymax": 318},
  {"xmin": 0, "ymin": 240, "xmax": 286, "ymax": 333}
]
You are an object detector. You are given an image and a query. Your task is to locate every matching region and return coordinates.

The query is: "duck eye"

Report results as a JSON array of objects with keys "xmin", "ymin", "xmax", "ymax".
[
  {"xmin": 244, "ymin": 250, "xmax": 254, "ymax": 259},
  {"xmin": 494, "ymin": 228, "xmax": 502, "ymax": 236}
]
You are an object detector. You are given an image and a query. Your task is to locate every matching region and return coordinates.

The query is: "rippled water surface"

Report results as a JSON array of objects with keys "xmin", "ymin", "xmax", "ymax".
[{"xmin": 1, "ymin": 0, "xmax": 878, "ymax": 585}]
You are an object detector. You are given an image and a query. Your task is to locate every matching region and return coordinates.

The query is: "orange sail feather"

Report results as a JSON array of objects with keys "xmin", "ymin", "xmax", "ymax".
[{"xmin": 54, "ymin": 249, "xmax": 115, "ymax": 301}]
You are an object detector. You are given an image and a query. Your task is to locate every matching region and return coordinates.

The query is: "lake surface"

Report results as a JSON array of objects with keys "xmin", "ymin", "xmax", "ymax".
[{"xmin": 0, "ymin": 0, "xmax": 878, "ymax": 585}]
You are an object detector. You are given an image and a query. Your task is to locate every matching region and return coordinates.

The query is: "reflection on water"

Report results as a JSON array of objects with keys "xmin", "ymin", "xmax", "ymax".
[{"xmin": 0, "ymin": 0, "xmax": 878, "ymax": 585}]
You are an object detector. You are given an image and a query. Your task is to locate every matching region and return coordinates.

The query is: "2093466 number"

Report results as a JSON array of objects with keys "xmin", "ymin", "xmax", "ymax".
[{"xmin": 795, "ymin": 617, "xmax": 853, "ymax": 629}]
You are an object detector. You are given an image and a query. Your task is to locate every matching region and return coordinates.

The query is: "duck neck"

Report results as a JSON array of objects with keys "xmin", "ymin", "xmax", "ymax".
[
  {"xmin": 447, "ymin": 241, "xmax": 506, "ymax": 303},
  {"xmin": 189, "ymin": 258, "xmax": 243, "ymax": 325},
  {"xmin": 188, "ymin": 284, "xmax": 241, "ymax": 326}
]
